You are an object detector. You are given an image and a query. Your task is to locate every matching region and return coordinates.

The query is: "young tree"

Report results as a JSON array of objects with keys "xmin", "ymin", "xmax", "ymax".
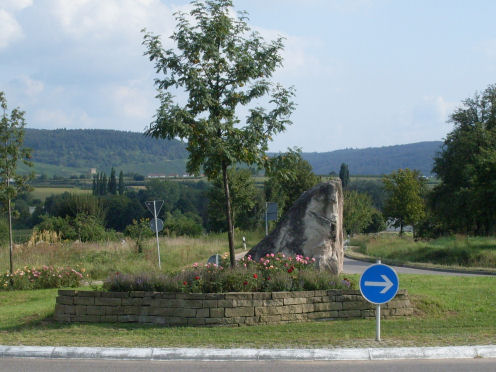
[
  {"xmin": 118, "ymin": 170, "xmax": 125, "ymax": 195},
  {"xmin": 142, "ymin": 0, "xmax": 295, "ymax": 266},
  {"xmin": 108, "ymin": 167, "xmax": 117, "ymax": 195},
  {"xmin": 339, "ymin": 163, "xmax": 350, "ymax": 189},
  {"xmin": 102, "ymin": 173, "xmax": 108, "ymax": 196},
  {"xmin": 92, "ymin": 176, "xmax": 97, "ymax": 195},
  {"xmin": 383, "ymin": 168, "xmax": 426, "ymax": 235},
  {"xmin": 265, "ymin": 148, "xmax": 319, "ymax": 216},
  {"xmin": 0, "ymin": 91, "xmax": 33, "ymax": 275},
  {"xmin": 343, "ymin": 190, "xmax": 376, "ymax": 236}
]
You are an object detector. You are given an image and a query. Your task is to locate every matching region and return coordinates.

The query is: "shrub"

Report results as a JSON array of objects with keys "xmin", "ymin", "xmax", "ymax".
[
  {"xmin": 35, "ymin": 215, "xmax": 77, "ymax": 240},
  {"xmin": 125, "ymin": 218, "xmax": 154, "ymax": 253},
  {"xmin": 33, "ymin": 213, "xmax": 115, "ymax": 242},
  {"xmin": 164, "ymin": 213, "xmax": 203, "ymax": 237}
]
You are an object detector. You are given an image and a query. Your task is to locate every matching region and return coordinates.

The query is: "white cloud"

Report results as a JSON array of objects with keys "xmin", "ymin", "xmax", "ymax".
[
  {"xmin": 1, "ymin": 0, "xmax": 33, "ymax": 11},
  {"xmin": 255, "ymin": 27, "xmax": 335, "ymax": 78},
  {"xmin": 478, "ymin": 39, "xmax": 496, "ymax": 59},
  {"xmin": 0, "ymin": 9, "xmax": 23, "ymax": 49},
  {"xmin": 33, "ymin": 108, "xmax": 71, "ymax": 127},
  {"xmin": 422, "ymin": 96, "xmax": 457, "ymax": 123},
  {"xmin": 109, "ymin": 82, "xmax": 154, "ymax": 120},
  {"xmin": 18, "ymin": 75, "xmax": 44, "ymax": 97},
  {"xmin": 50, "ymin": 0, "xmax": 177, "ymax": 43},
  {"xmin": 33, "ymin": 108, "xmax": 93, "ymax": 128}
]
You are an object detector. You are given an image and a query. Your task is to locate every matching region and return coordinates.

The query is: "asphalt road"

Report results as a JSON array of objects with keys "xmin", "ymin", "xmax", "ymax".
[
  {"xmin": 2, "ymin": 358, "xmax": 495, "ymax": 372},
  {"xmin": 237, "ymin": 250, "xmax": 489, "ymax": 276},
  {"xmin": 342, "ymin": 256, "xmax": 490, "ymax": 276}
]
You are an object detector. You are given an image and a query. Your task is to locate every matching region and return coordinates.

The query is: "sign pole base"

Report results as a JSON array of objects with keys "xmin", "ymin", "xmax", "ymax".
[{"xmin": 376, "ymin": 304, "xmax": 381, "ymax": 341}]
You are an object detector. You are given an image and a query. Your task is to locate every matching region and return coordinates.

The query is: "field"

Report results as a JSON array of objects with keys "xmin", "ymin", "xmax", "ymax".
[
  {"xmin": 0, "ymin": 231, "xmax": 263, "ymax": 279},
  {"xmin": 31, "ymin": 187, "xmax": 91, "ymax": 201}
]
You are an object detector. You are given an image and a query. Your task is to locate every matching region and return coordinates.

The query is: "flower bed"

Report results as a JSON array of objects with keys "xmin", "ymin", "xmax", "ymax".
[
  {"xmin": 0, "ymin": 265, "xmax": 87, "ymax": 290},
  {"xmin": 103, "ymin": 253, "xmax": 354, "ymax": 293}
]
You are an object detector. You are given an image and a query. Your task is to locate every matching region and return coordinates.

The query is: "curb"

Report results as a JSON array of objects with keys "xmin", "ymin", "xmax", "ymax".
[{"xmin": 1, "ymin": 345, "xmax": 496, "ymax": 361}]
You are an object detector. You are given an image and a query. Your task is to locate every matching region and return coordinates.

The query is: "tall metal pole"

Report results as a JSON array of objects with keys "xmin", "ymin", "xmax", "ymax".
[
  {"xmin": 153, "ymin": 201, "xmax": 161, "ymax": 269},
  {"xmin": 265, "ymin": 202, "xmax": 268, "ymax": 236},
  {"xmin": 376, "ymin": 259, "xmax": 381, "ymax": 341}
]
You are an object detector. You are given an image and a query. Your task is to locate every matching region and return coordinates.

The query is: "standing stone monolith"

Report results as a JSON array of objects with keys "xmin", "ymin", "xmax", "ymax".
[{"xmin": 246, "ymin": 180, "xmax": 344, "ymax": 274}]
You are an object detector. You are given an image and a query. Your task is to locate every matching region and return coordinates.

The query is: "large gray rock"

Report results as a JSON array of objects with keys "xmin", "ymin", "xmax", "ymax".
[{"xmin": 247, "ymin": 180, "xmax": 344, "ymax": 274}]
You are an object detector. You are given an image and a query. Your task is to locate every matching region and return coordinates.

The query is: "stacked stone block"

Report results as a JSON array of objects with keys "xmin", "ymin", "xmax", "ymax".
[{"xmin": 55, "ymin": 289, "xmax": 413, "ymax": 326}]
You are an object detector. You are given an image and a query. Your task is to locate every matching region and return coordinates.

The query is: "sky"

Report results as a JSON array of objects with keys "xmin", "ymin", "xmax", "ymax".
[{"xmin": 1, "ymin": 0, "xmax": 495, "ymax": 152}]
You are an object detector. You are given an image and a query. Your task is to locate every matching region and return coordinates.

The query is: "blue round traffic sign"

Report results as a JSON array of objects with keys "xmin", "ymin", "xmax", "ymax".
[{"xmin": 359, "ymin": 264, "xmax": 399, "ymax": 304}]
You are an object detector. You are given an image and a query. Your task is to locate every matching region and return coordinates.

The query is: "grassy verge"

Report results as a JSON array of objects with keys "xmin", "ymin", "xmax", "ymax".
[
  {"xmin": 350, "ymin": 234, "xmax": 496, "ymax": 272},
  {"xmin": 0, "ymin": 231, "xmax": 263, "ymax": 279},
  {"xmin": 1, "ymin": 274, "xmax": 495, "ymax": 348}
]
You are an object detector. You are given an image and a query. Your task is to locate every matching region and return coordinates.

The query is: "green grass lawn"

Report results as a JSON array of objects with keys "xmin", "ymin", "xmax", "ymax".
[
  {"xmin": 1, "ymin": 274, "xmax": 495, "ymax": 348},
  {"xmin": 351, "ymin": 234, "xmax": 496, "ymax": 271}
]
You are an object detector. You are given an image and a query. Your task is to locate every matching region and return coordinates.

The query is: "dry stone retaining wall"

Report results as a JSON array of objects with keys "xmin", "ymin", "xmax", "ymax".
[{"xmin": 55, "ymin": 289, "xmax": 413, "ymax": 326}]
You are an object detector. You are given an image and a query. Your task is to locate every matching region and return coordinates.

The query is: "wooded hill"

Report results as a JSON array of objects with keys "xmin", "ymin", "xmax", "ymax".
[
  {"xmin": 22, "ymin": 129, "xmax": 188, "ymax": 176},
  {"xmin": 21, "ymin": 128, "xmax": 441, "ymax": 177},
  {"xmin": 301, "ymin": 141, "xmax": 442, "ymax": 176}
]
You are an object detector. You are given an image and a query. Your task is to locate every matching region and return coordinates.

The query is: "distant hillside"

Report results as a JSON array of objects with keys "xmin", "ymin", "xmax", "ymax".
[
  {"xmin": 23, "ymin": 129, "xmax": 189, "ymax": 176},
  {"xmin": 21, "ymin": 129, "xmax": 441, "ymax": 177},
  {"xmin": 301, "ymin": 141, "xmax": 442, "ymax": 176}
]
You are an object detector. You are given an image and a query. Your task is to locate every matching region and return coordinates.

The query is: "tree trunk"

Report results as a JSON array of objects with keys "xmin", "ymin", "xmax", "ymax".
[
  {"xmin": 8, "ymin": 197, "xmax": 13, "ymax": 275},
  {"xmin": 222, "ymin": 162, "xmax": 235, "ymax": 267}
]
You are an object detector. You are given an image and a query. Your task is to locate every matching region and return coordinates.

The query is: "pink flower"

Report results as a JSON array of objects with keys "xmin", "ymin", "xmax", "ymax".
[
  {"xmin": 270, "ymin": 253, "xmax": 275, "ymax": 257},
  {"xmin": 312, "ymin": 258, "xmax": 316, "ymax": 262}
]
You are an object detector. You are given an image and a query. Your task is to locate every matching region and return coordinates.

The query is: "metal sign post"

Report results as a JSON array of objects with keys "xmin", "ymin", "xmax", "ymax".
[
  {"xmin": 153, "ymin": 201, "xmax": 161, "ymax": 269},
  {"xmin": 265, "ymin": 202, "xmax": 278, "ymax": 236},
  {"xmin": 145, "ymin": 200, "xmax": 164, "ymax": 269},
  {"xmin": 359, "ymin": 260, "xmax": 399, "ymax": 342}
]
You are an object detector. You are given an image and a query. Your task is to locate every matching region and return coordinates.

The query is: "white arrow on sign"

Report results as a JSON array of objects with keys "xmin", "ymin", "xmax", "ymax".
[{"xmin": 364, "ymin": 274, "xmax": 393, "ymax": 294}]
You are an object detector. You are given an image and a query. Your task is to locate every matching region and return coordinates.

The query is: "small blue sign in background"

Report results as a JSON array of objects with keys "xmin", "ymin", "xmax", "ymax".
[{"xmin": 359, "ymin": 264, "xmax": 399, "ymax": 304}]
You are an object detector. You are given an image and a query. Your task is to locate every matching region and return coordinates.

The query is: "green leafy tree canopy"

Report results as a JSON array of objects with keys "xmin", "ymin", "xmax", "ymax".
[
  {"xmin": 339, "ymin": 163, "xmax": 350, "ymax": 189},
  {"xmin": 343, "ymin": 190, "xmax": 376, "ymax": 236},
  {"xmin": 383, "ymin": 168, "xmax": 426, "ymax": 235},
  {"xmin": 142, "ymin": 0, "xmax": 295, "ymax": 266},
  {"xmin": 431, "ymin": 83, "xmax": 496, "ymax": 235},
  {"xmin": 265, "ymin": 148, "xmax": 319, "ymax": 216}
]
